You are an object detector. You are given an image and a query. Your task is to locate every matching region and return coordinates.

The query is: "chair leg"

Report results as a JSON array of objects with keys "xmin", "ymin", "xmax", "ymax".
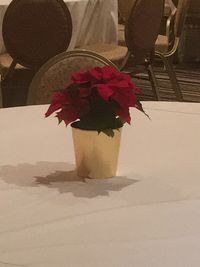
[
  {"xmin": 120, "ymin": 52, "xmax": 131, "ymax": 71},
  {"xmin": 159, "ymin": 54, "xmax": 183, "ymax": 101},
  {"xmin": 147, "ymin": 64, "xmax": 161, "ymax": 101}
]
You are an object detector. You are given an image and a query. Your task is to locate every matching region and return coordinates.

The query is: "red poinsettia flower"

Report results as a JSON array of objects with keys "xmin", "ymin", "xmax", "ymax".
[
  {"xmin": 45, "ymin": 65, "xmax": 146, "ymax": 131},
  {"xmin": 116, "ymin": 106, "xmax": 131, "ymax": 124},
  {"xmin": 45, "ymin": 91, "xmax": 70, "ymax": 117},
  {"xmin": 45, "ymin": 90, "xmax": 89, "ymax": 126},
  {"xmin": 88, "ymin": 66, "xmax": 139, "ymax": 123}
]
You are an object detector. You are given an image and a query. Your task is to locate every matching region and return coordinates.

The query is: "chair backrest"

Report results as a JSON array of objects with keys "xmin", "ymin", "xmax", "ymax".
[
  {"xmin": 172, "ymin": 0, "xmax": 179, "ymax": 7},
  {"xmin": 2, "ymin": 0, "xmax": 72, "ymax": 70},
  {"xmin": 27, "ymin": 50, "xmax": 118, "ymax": 105},
  {"xmin": 125, "ymin": 0, "xmax": 165, "ymax": 59},
  {"xmin": 174, "ymin": 0, "xmax": 191, "ymax": 37},
  {"xmin": 118, "ymin": 0, "xmax": 135, "ymax": 23}
]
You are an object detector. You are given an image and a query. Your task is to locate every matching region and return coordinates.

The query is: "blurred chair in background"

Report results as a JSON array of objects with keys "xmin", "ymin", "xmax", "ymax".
[
  {"xmin": 118, "ymin": 0, "xmax": 134, "ymax": 24},
  {"xmin": 155, "ymin": 0, "xmax": 191, "ymax": 101},
  {"xmin": 82, "ymin": 0, "xmax": 164, "ymax": 100},
  {"xmin": 118, "ymin": 0, "xmax": 134, "ymax": 46},
  {"xmin": 178, "ymin": 0, "xmax": 200, "ymax": 63},
  {"xmin": 118, "ymin": 0, "xmax": 191, "ymax": 101},
  {"xmin": 27, "ymin": 50, "xmax": 117, "ymax": 105},
  {"xmin": 0, "ymin": 0, "xmax": 72, "ymax": 107}
]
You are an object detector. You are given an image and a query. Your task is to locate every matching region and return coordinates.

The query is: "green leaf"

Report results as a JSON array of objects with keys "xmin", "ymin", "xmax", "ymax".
[
  {"xmin": 101, "ymin": 128, "xmax": 115, "ymax": 137},
  {"xmin": 136, "ymin": 101, "xmax": 150, "ymax": 119},
  {"xmin": 66, "ymin": 83, "xmax": 80, "ymax": 92},
  {"xmin": 56, "ymin": 114, "xmax": 62, "ymax": 124}
]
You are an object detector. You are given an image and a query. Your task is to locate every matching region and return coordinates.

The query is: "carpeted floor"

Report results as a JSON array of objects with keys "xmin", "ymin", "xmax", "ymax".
[
  {"xmin": 133, "ymin": 64, "xmax": 200, "ymax": 102},
  {"xmin": 1, "ymin": 63, "xmax": 200, "ymax": 107}
]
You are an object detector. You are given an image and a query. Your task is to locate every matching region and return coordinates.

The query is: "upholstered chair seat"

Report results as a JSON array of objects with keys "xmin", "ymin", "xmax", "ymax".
[
  {"xmin": 0, "ymin": 53, "xmax": 24, "ymax": 71},
  {"xmin": 118, "ymin": 25, "xmax": 169, "ymax": 53},
  {"xmin": 155, "ymin": 35, "xmax": 169, "ymax": 53},
  {"xmin": 83, "ymin": 44, "xmax": 128, "ymax": 66},
  {"xmin": 118, "ymin": 24, "xmax": 126, "ymax": 46}
]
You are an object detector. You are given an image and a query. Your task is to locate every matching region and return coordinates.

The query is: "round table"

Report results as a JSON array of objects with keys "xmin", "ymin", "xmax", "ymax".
[
  {"xmin": 0, "ymin": 0, "xmax": 118, "ymax": 54},
  {"xmin": 0, "ymin": 102, "xmax": 200, "ymax": 266}
]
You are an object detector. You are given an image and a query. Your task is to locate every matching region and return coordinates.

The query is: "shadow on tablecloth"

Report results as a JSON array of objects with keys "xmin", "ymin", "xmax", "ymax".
[{"xmin": 0, "ymin": 161, "xmax": 138, "ymax": 198}]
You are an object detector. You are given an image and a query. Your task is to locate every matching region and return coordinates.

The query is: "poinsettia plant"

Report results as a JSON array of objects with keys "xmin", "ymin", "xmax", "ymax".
[{"xmin": 45, "ymin": 65, "xmax": 147, "ymax": 136}]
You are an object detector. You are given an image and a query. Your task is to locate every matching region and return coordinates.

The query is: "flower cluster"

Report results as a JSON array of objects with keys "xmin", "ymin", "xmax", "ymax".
[{"xmin": 45, "ymin": 65, "xmax": 145, "ymax": 135}]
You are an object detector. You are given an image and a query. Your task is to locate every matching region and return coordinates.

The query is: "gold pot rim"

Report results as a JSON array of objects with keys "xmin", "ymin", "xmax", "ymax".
[{"xmin": 71, "ymin": 122, "xmax": 123, "ymax": 132}]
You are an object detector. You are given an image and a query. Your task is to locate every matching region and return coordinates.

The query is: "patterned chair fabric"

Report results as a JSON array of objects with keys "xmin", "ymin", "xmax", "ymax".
[{"xmin": 27, "ymin": 50, "xmax": 118, "ymax": 105}]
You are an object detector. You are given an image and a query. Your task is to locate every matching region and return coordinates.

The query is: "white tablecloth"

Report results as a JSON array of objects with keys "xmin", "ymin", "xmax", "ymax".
[
  {"xmin": 0, "ymin": 101, "xmax": 200, "ymax": 266},
  {"xmin": 0, "ymin": 0, "xmax": 118, "ymax": 54}
]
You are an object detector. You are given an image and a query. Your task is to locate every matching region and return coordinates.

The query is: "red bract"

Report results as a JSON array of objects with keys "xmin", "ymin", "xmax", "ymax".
[
  {"xmin": 57, "ymin": 106, "xmax": 81, "ymax": 125},
  {"xmin": 45, "ymin": 91, "xmax": 71, "ymax": 117},
  {"xmin": 93, "ymin": 67, "xmax": 138, "ymax": 116},
  {"xmin": 71, "ymin": 70, "xmax": 91, "ymax": 85},
  {"xmin": 45, "ymin": 90, "xmax": 89, "ymax": 126},
  {"xmin": 45, "ymin": 65, "xmax": 143, "ymax": 127},
  {"xmin": 116, "ymin": 106, "xmax": 131, "ymax": 124}
]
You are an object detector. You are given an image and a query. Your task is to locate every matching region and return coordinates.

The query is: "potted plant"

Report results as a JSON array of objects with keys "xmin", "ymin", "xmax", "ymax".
[{"xmin": 45, "ymin": 65, "xmax": 146, "ymax": 179}]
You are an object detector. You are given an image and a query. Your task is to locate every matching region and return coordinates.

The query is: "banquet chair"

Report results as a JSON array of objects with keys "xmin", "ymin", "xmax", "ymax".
[
  {"xmin": 155, "ymin": 0, "xmax": 191, "ymax": 101},
  {"xmin": 27, "ymin": 50, "xmax": 118, "ymax": 105},
  {"xmin": 118, "ymin": 1, "xmax": 175, "ymax": 46},
  {"xmin": 118, "ymin": 0, "xmax": 134, "ymax": 46},
  {"xmin": 118, "ymin": 0, "xmax": 134, "ymax": 24},
  {"xmin": 0, "ymin": 0, "xmax": 72, "ymax": 107},
  {"xmin": 82, "ymin": 0, "xmax": 164, "ymax": 100}
]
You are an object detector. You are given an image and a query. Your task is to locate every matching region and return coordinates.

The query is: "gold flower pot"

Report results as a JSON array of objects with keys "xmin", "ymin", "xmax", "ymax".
[{"xmin": 72, "ymin": 127, "xmax": 122, "ymax": 179}]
